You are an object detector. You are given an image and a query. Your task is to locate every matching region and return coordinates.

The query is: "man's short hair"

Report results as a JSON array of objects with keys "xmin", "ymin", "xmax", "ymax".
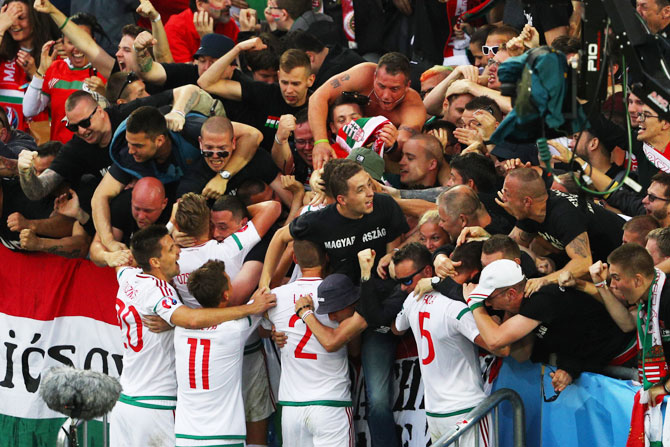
[
  {"xmin": 65, "ymin": 90, "xmax": 96, "ymax": 113},
  {"xmin": 279, "ymin": 49, "xmax": 311, "ymax": 74},
  {"xmin": 623, "ymin": 215, "xmax": 660, "ymax": 237},
  {"xmin": 295, "ymin": 108, "xmax": 309, "ymax": 125},
  {"xmin": 507, "ymin": 167, "xmax": 547, "ymax": 198},
  {"xmin": 392, "ymin": 242, "xmax": 432, "ymax": 270},
  {"xmin": 212, "ymin": 195, "xmax": 250, "ymax": 221},
  {"xmin": 451, "ymin": 241, "xmax": 483, "ymax": 273},
  {"xmin": 437, "ymin": 186, "xmax": 483, "ymax": 219},
  {"xmin": 106, "ymin": 72, "xmax": 136, "ymax": 103},
  {"xmin": 130, "ymin": 225, "xmax": 168, "ymax": 271},
  {"xmin": 188, "ymin": 260, "xmax": 229, "ymax": 308},
  {"xmin": 322, "ymin": 158, "xmax": 354, "ymax": 198},
  {"xmin": 36, "ymin": 141, "xmax": 63, "ymax": 158},
  {"xmin": 328, "ymin": 93, "xmax": 367, "ymax": 125},
  {"xmin": 488, "ymin": 24, "xmax": 520, "ymax": 42},
  {"xmin": 419, "ymin": 65, "xmax": 453, "ymax": 84},
  {"xmin": 236, "ymin": 178, "xmax": 268, "ymax": 206},
  {"xmin": 651, "ymin": 172, "xmax": 670, "ymax": 198},
  {"xmin": 377, "ymin": 52, "xmax": 411, "ymax": 82},
  {"xmin": 647, "ymin": 227, "xmax": 670, "ymax": 257},
  {"xmin": 285, "ymin": 30, "xmax": 325, "ymax": 53},
  {"xmin": 608, "ymin": 243, "xmax": 655, "ymax": 278},
  {"xmin": 407, "ymin": 133, "xmax": 443, "ymax": 162},
  {"xmin": 276, "ymin": 0, "xmax": 311, "ymax": 19},
  {"xmin": 551, "ymin": 35, "xmax": 581, "ymax": 55},
  {"xmin": 126, "ymin": 106, "xmax": 168, "ymax": 139},
  {"xmin": 201, "ymin": 116, "xmax": 234, "ymax": 137},
  {"xmin": 293, "ymin": 239, "xmax": 326, "ymax": 269},
  {"xmin": 122, "ymin": 24, "xmax": 146, "ymax": 39},
  {"xmin": 482, "ymin": 234, "xmax": 521, "ymax": 259},
  {"xmin": 176, "ymin": 193, "xmax": 210, "ymax": 237},
  {"xmin": 329, "ymin": 161, "xmax": 364, "ymax": 199},
  {"xmin": 245, "ymin": 47, "xmax": 280, "ymax": 72},
  {"xmin": 464, "ymin": 96, "xmax": 503, "ymax": 122},
  {"xmin": 449, "ymin": 153, "xmax": 498, "ymax": 193},
  {"xmin": 470, "ymin": 24, "xmax": 495, "ymax": 46}
]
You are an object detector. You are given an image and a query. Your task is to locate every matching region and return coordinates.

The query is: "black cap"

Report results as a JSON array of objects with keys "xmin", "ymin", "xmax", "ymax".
[
  {"xmin": 194, "ymin": 33, "xmax": 234, "ymax": 59},
  {"xmin": 315, "ymin": 274, "xmax": 360, "ymax": 315}
]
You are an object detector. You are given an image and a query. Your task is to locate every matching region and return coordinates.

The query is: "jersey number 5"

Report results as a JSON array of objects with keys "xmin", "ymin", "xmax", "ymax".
[
  {"xmin": 115, "ymin": 298, "xmax": 143, "ymax": 352},
  {"xmin": 289, "ymin": 315, "xmax": 317, "ymax": 360},
  {"xmin": 418, "ymin": 312, "xmax": 435, "ymax": 365},
  {"xmin": 187, "ymin": 338, "xmax": 211, "ymax": 389}
]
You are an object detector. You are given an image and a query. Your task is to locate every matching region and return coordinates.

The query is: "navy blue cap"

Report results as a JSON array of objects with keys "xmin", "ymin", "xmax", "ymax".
[
  {"xmin": 316, "ymin": 274, "xmax": 360, "ymax": 315},
  {"xmin": 194, "ymin": 33, "xmax": 234, "ymax": 59}
]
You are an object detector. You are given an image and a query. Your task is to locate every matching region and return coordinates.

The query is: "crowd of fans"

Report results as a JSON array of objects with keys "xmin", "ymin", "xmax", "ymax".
[{"xmin": 2, "ymin": 0, "xmax": 670, "ymax": 445}]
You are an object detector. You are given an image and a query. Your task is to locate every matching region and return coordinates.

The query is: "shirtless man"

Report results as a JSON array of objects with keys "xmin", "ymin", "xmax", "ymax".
[{"xmin": 308, "ymin": 52, "xmax": 426, "ymax": 168}]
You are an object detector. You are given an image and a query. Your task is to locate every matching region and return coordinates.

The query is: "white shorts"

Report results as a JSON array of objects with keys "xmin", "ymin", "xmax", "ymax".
[
  {"xmin": 427, "ymin": 412, "xmax": 494, "ymax": 447},
  {"xmin": 242, "ymin": 346, "xmax": 275, "ymax": 422},
  {"xmin": 110, "ymin": 399, "xmax": 175, "ymax": 447},
  {"xmin": 282, "ymin": 405, "xmax": 354, "ymax": 447},
  {"xmin": 175, "ymin": 437, "xmax": 245, "ymax": 447}
]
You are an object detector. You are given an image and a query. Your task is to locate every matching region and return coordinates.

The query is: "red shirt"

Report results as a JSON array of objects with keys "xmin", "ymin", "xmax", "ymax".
[
  {"xmin": 0, "ymin": 59, "xmax": 48, "ymax": 131},
  {"xmin": 43, "ymin": 60, "xmax": 107, "ymax": 143},
  {"xmin": 164, "ymin": 9, "xmax": 239, "ymax": 63}
]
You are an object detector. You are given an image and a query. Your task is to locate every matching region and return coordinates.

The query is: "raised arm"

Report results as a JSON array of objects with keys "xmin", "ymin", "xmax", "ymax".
[
  {"xmin": 34, "ymin": 0, "xmax": 116, "ymax": 79},
  {"xmin": 133, "ymin": 31, "xmax": 168, "ymax": 86},
  {"xmin": 309, "ymin": 63, "xmax": 377, "ymax": 169},
  {"xmin": 197, "ymin": 37, "xmax": 267, "ymax": 100},
  {"xmin": 247, "ymin": 200, "xmax": 282, "ymax": 237},
  {"xmin": 259, "ymin": 224, "xmax": 293, "ymax": 288},
  {"xmin": 135, "ymin": 0, "xmax": 173, "ymax": 63},
  {"xmin": 17, "ymin": 150, "xmax": 64, "ymax": 200},
  {"xmin": 589, "ymin": 261, "xmax": 636, "ymax": 332},
  {"xmin": 91, "ymin": 172, "xmax": 127, "ymax": 252}
]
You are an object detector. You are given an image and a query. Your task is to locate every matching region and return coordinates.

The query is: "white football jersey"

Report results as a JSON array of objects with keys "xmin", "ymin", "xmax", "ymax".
[
  {"xmin": 267, "ymin": 278, "xmax": 351, "ymax": 405},
  {"xmin": 115, "ymin": 267, "xmax": 182, "ymax": 400},
  {"xmin": 395, "ymin": 291, "xmax": 486, "ymax": 415},
  {"xmin": 174, "ymin": 221, "xmax": 261, "ymax": 308},
  {"xmin": 174, "ymin": 312, "xmax": 261, "ymax": 443}
]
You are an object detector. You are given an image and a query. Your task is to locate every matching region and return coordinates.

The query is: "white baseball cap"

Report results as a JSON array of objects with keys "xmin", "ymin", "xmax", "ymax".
[{"xmin": 470, "ymin": 259, "xmax": 525, "ymax": 300}]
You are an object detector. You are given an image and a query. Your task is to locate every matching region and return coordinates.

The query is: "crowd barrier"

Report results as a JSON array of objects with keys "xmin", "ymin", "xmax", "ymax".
[{"xmin": 0, "ymin": 246, "xmax": 651, "ymax": 446}]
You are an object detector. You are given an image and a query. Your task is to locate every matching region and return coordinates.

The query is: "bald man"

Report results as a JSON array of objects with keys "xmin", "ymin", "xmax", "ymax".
[
  {"xmin": 89, "ymin": 177, "xmax": 170, "ymax": 267},
  {"xmin": 398, "ymin": 134, "xmax": 445, "ymax": 188}
]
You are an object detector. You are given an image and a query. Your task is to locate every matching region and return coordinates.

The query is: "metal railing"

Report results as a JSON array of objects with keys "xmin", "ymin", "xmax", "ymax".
[{"xmin": 433, "ymin": 388, "xmax": 525, "ymax": 447}]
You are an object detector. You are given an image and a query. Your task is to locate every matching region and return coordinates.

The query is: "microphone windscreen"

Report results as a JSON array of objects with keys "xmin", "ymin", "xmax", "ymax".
[{"xmin": 39, "ymin": 366, "xmax": 122, "ymax": 420}]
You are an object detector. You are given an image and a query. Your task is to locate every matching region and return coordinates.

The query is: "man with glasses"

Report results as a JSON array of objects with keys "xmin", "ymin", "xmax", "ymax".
[
  {"xmin": 176, "ymin": 116, "xmax": 291, "ymax": 206},
  {"xmin": 391, "ymin": 242, "xmax": 503, "ymax": 445},
  {"xmin": 464, "ymin": 258, "xmax": 635, "ymax": 398},
  {"xmin": 637, "ymin": 104, "xmax": 670, "ymax": 173},
  {"xmin": 105, "ymin": 72, "xmax": 150, "ymax": 105}
]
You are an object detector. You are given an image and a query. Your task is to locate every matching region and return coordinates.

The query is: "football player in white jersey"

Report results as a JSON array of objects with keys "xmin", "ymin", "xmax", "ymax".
[
  {"xmin": 174, "ymin": 259, "xmax": 267, "ymax": 446},
  {"xmin": 171, "ymin": 192, "xmax": 281, "ymax": 446},
  {"xmin": 266, "ymin": 240, "xmax": 354, "ymax": 447},
  {"xmin": 390, "ymin": 243, "xmax": 507, "ymax": 445},
  {"xmin": 111, "ymin": 225, "xmax": 276, "ymax": 447}
]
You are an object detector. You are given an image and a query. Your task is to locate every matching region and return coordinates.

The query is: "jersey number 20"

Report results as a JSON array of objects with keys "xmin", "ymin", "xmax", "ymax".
[{"xmin": 289, "ymin": 315, "xmax": 317, "ymax": 360}]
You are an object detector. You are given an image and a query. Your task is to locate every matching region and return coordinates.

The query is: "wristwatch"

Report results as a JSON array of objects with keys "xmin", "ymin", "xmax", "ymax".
[
  {"xmin": 219, "ymin": 170, "xmax": 231, "ymax": 179},
  {"xmin": 431, "ymin": 276, "xmax": 441, "ymax": 285}
]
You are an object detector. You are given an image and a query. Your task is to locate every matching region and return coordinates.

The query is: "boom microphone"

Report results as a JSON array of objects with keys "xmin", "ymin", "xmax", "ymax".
[{"xmin": 39, "ymin": 366, "xmax": 122, "ymax": 420}]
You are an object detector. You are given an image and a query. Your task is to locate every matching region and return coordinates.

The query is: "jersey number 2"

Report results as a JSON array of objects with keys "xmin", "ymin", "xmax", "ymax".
[
  {"xmin": 115, "ymin": 299, "xmax": 143, "ymax": 352},
  {"xmin": 289, "ymin": 315, "xmax": 317, "ymax": 360},
  {"xmin": 418, "ymin": 312, "xmax": 435, "ymax": 365},
  {"xmin": 187, "ymin": 338, "xmax": 211, "ymax": 389}
]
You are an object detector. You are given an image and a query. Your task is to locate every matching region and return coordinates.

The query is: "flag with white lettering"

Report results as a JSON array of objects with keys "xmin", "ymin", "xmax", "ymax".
[{"xmin": 0, "ymin": 247, "xmax": 123, "ymax": 445}]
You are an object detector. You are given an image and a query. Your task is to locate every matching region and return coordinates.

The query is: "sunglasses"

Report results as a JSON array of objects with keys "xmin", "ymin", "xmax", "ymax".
[
  {"xmin": 395, "ymin": 266, "xmax": 425, "ymax": 286},
  {"xmin": 201, "ymin": 149, "xmax": 231, "ymax": 159},
  {"xmin": 482, "ymin": 45, "xmax": 499, "ymax": 56},
  {"xmin": 66, "ymin": 106, "xmax": 98, "ymax": 132},
  {"xmin": 116, "ymin": 72, "xmax": 138, "ymax": 103},
  {"xmin": 541, "ymin": 366, "xmax": 561, "ymax": 402},
  {"xmin": 341, "ymin": 91, "xmax": 370, "ymax": 106}
]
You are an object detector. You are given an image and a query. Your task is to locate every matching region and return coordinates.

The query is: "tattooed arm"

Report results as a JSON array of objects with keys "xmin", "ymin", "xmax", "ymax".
[
  {"xmin": 19, "ymin": 168, "xmax": 65, "ymax": 200},
  {"xmin": 308, "ymin": 62, "xmax": 378, "ymax": 169},
  {"xmin": 509, "ymin": 226, "xmax": 537, "ymax": 248},
  {"xmin": 526, "ymin": 232, "xmax": 592, "ymax": 294},
  {"xmin": 133, "ymin": 31, "xmax": 168, "ymax": 85}
]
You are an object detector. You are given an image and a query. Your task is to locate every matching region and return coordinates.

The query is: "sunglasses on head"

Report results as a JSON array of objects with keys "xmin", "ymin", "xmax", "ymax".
[
  {"xmin": 341, "ymin": 91, "xmax": 370, "ymax": 106},
  {"xmin": 201, "ymin": 149, "xmax": 231, "ymax": 159},
  {"xmin": 66, "ymin": 106, "xmax": 98, "ymax": 132},
  {"xmin": 115, "ymin": 72, "xmax": 138, "ymax": 103},
  {"xmin": 482, "ymin": 45, "xmax": 499, "ymax": 56}
]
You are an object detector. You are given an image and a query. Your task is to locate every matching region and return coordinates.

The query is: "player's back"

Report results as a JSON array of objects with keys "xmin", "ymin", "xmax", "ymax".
[
  {"xmin": 174, "ymin": 312, "xmax": 260, "ymax": 442},
  {"xmin": 268, "ymin": 277, "xmax": 351, "ymax": 405},
  {"xmin": 399, "ymin": 291, "xmax": 485, "ymax": 414},
  {"xmin": 115, "ymin": 267, "xmax": 180, "ymax": 399}
]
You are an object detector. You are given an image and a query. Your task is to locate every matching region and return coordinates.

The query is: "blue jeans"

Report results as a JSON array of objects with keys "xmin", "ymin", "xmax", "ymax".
[{"xmin": 361, "ymin": 329, "xmax": 401, "ymax": 447}]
